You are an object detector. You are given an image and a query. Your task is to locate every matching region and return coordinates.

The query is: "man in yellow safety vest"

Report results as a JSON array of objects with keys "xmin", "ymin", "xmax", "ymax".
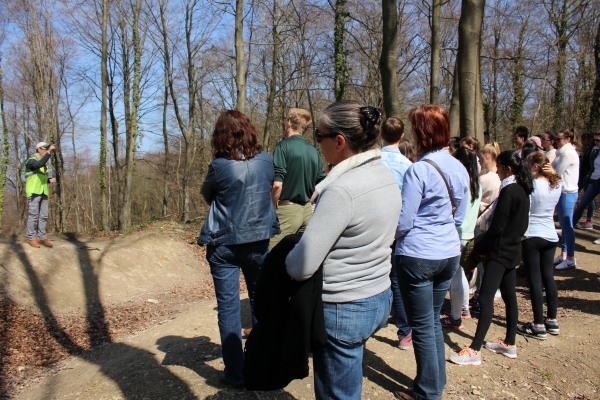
[{"xmin": 24, "ymin": 142, "xmax": 56, "ymax": 248}]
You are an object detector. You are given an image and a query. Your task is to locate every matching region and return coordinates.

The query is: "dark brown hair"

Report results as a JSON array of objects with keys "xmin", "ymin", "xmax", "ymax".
[
  {"xmin": 381, "ymin": 117, "xmax": 405, "ymax": 143},
  {"xmin": 460, "ymin": 136, "xmax": 481, "ymax": 152},
  {"xmin": 211, "ymin": 110, "xmax": 262, "ymax": 160},
  {"xmin": 409, "ymin": 104, "xmax": 451, "ymax": 156},
  {"xmin": 398, "ymin": 139, "xmax": 416, "ymax": 163}
]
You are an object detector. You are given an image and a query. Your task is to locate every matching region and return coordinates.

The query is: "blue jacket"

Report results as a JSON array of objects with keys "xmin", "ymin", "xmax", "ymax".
[{"xmin": 198, "ymin": 151, "xmax": 280, "ymax": 246}]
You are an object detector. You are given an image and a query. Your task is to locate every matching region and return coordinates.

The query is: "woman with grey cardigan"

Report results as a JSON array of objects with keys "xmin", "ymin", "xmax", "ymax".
[{"xmin": 286, "ymin": 101, "xmax": 401, "ymax": 400}]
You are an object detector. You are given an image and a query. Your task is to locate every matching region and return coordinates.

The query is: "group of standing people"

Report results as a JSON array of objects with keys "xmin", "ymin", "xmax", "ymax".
[{"xmin": 196, "ymin": 101, "xmax": 596, "ymax": 399}]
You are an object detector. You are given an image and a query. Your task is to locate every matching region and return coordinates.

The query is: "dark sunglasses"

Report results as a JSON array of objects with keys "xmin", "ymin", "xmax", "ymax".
[{"xmin": 315, "ymin": 128, "xmax": 338, "ymax": 143}]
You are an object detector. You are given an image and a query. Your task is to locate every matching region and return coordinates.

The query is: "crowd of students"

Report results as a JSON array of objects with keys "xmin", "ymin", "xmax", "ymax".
[{"xmin": 197, "ymin": 103, "xmax": 598, "ymax": 400}]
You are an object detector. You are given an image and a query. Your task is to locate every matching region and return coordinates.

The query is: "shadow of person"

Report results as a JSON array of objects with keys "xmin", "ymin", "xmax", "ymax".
[
  {"xmin": 10, "ymin": 237, "xmax": 196, "ymax": 399},
  {"xmin": 363, "ymin": 347, "xmax": 414, "ymax": 392},
  {"xmin": 156, "ymin": 335, "xmax": 224, "ymax": 390}
]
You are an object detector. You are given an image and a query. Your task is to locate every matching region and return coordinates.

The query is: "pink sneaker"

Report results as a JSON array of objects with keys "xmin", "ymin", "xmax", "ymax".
[
  {"xmin": 398, "ymin": 331, "xmax": 413, "ymax": 350},
  {"xmin": 576, "ymin": 221, "xmax": 594, "ymax": 230}
]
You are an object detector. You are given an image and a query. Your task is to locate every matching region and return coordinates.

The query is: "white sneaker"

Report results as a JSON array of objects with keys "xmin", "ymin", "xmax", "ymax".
[
  {"xmin": 594, "ymin": 238, "xmax": 600, "ymax": 245},
  {"xmin": 553, "ymin": 254, "xmax": 564, "ymax": 265},
  {"xmin": 555, "ymin": 259, "xmax": 577, "ymax": 270},
  {"xmin": 494, "ymin": 290, "xmax": 501, "ymax": 300}
]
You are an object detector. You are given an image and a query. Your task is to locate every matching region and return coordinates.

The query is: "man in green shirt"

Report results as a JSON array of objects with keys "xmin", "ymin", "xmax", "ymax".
[{"xmin": 270, "ymin": 108, "xmax": 326, "ymax": 249}]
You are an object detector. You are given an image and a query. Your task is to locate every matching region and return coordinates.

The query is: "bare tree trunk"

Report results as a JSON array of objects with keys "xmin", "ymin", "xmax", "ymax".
[
  {"xmin": 99, "ymin": 0, "xmax": 109, "ymax": 231},
  {"xmin": 588, "ymin": 19, "xmax": 600, "ymax": 131},
  {"xmin": 449, "ymin": 61, "xmax": 460, "ymax": 136},
  {"xmin": 120, "ymin": 0, "xmax": 142, "ymax": 230},
  {"xmin": 457, "ymin": 0, "xmax": 485, "ymax": 140},
  {"xmin": 334, "ymin": 0, "xmax": 348, "ymax": 101},
  {"xmin": 429, "ymin": 0, "xmax": 441, "ymax": 105},
  {"xmin": 162, "ymin": 70, "xmax": 169, "ymax": 218},
  {"xmin": 235, "ymin": 0, "xmax": 246, "ymax": 113},
  {"xmin": 0, "ymin": 55, "xmax": 8, "ymax": 228},
  {"xmin": 262, "ymin": 0, "xmax": 279, "ymax": 150},
  {"xmin": 379, "ymin": 0, "xmax": 401, "ymax": 117}
]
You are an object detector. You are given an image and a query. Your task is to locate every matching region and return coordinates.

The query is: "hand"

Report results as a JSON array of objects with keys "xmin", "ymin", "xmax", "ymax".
[
  {"xmin": 49, "ymin": 178, "xmax": 56, "ymax": 184},
  {"xmin": 48, "ymin": 144, "xmax": 56, "ymax": 151},
  {"xmin": 542, "ymin": 163, "xmax": 555, "ymax": 174}
]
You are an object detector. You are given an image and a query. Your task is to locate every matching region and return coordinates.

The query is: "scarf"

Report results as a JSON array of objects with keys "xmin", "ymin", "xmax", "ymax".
[
  {"xmin": 485, "ymin": 174, "xmax": 516, "ymax": 231},
  {"xmin": 313, "ymin": 148, "xmax": 381, "ymax": 201}
]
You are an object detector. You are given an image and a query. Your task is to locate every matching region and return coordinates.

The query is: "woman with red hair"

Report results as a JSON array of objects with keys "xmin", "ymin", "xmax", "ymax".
[
  {"xmin": 394, "ymin": 105, "xmax": 469, "ymax": 400},
  {"xmin": 197, "ymin": 110, "xmax": 280, "ymax": 388}
]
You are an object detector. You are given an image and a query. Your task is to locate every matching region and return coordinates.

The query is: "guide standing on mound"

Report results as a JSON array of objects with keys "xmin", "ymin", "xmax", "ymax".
[
  {"xmin": 24, "ymin": 142, "xmax": 56, "ymax": 248},
  {"xmin": 270, "ymin": 108, "xmax": 326, "ymax": 249}
]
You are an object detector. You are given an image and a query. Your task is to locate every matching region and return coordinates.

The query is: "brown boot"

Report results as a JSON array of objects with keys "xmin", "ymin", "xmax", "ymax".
[
  {"xmin": 27, "ymin": 239, "xmax": 41, "ymax": 248},
  {"xmin": 40, "ymin": 238, "xmax": 54, "ymax": 248}
]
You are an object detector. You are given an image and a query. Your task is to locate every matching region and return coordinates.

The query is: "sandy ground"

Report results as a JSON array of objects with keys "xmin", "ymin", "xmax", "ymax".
[{"xmin": 2, "ymin": 221, "xmax": 600, "ymax": 399}]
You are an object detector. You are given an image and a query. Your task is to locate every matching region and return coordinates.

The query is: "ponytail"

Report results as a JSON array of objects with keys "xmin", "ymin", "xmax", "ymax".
[{"xmin": 496, "ymin": 150, "xmax": 534, "ymax": 195}]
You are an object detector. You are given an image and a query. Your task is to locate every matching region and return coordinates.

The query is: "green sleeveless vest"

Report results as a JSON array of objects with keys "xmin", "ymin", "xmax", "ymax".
[{"xmin": 24, "ymin": 156, "xmax": 49, "ymax": 197}]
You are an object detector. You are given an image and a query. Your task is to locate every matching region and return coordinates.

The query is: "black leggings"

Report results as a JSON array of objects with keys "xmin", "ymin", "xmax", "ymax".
[
  {"xmin": 522, "ymin": 237, "xmax": 559, "ymax": 324},
  {"xmin": 470, "ymin": 260, "xmax": 518, "ymax": 351}
]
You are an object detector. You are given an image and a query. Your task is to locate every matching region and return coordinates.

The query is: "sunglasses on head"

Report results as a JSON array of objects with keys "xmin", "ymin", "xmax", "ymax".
[{"xmin": 315, "ymin": 128, "xmax": 338, "ymax": 143}]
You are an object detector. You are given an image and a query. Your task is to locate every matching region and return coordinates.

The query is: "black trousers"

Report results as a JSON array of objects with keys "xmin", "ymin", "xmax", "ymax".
[
  {"xmin": 470, "ymin": 260, "xmax": 518, "ymax": 351},
  {"xmin": 522, "ymin": 237, "xmax": 559, "ymax": 324}
]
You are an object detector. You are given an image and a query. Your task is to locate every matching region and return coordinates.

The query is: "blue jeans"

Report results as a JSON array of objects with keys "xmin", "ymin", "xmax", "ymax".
[
  {"xmin": 396, "ymin": 255, "xmax": 460, "ymax": 400},
  {"xmin": 313, "ymin": 288, "xmax": 392, "ymax": 400},
  {"xmin": 557, "ymin": 192, "xmax": 577, "ymax": 257},
  {"xmin": 206, "ymin": 240, "xmax": 269, "ymax": 386},
  {"xmin": 577, "ymin": 175, "xmax": 596, "ymax": 221},
  {"xmin": 574, "ymin": 178, "xmax": 599, "ymax": 226},
  {"xmin": 390, "ymin": 257, "xmax": 411, "ymax": 338}
]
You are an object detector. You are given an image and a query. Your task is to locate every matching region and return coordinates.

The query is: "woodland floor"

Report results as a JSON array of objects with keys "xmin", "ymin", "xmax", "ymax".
[{"xmin": 0, "ymin": 220, "xmax": 599, "ymax": 399}]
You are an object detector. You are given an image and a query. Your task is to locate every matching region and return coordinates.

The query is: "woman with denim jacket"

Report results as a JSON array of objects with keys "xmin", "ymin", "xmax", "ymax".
[
  {"xmin": 197, "ymin": 110, "xmax": 280, "ymax": 388},
  {"xmin": 394, "ymin": 105, "xmax": 469, "ymax": 400},
  {"xmin": 286, "ymin": 101, "xmax": 401, "ymax": 399}
]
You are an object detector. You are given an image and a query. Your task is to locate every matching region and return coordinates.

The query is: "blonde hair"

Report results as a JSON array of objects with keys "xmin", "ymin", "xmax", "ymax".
[
  {"xmin": 478, "ymin": 142, "xmax": 500, "ymax": 174},
  {"xmin": 288, "ymin": 108, "xmax": 312, "ymax": 134}
]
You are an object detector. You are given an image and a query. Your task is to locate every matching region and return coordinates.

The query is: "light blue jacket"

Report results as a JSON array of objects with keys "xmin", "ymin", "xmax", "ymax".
[{"xmin": 395, "ymin": 150, "xmax": 470, "ymax": 259}]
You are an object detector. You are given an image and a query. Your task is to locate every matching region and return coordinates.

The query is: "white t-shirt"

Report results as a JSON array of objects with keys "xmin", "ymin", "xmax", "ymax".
[{"xmin": 528, "ymin": 179, "xmax": 562, "ymax": 242}]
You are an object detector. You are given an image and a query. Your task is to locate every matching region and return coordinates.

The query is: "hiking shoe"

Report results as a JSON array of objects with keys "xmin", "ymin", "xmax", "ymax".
[
  {"xmin": 444, "ymin": 309, "xmax": 472, "ymax": 320},
  {"xmin": 576, "ymin": 221, "xmax": 594, "ymax": 230},
  {"xmin": 441, "ymin": 316, "xmax": 464, "ymax": 330},
  {"xmin": 555, "ymin": 259, "xmax": 577, "ymax": 270},
  {"xmin": 544, "ymin": 319, "xmax": 560, "ymax": 335},
  {"xmin": 485, "ymin": 339, "xmax": 517, "ymax": 359},
  {"xmin": 398, "ymin": 331, "xmax": 413, "ymax": 350},
  {"xmin": 27, "ymin": 239, "xmax": 40, "ymax": 248},
  {"xmin": 448, "ymin": 348, "xmax": 481, "ymax": 365},
  {"xmin": 553, "ymin": 254, "xmax": 564, "ymax": 265},
  {"xmin": 217, "ymin": 371, "xmax": 244, "ymax": 389},
  {"xmin": 517, "ymin": 322, "xmax": 547, "ymax": 340},
  {"xmin": 40, "ymin": 238, "xmax": 54, "ymax": 248}
]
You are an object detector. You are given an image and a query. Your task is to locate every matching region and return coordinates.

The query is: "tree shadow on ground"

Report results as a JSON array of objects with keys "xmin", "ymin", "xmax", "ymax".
[{"xmin": 10, "ymin": 237, "xmax": 197, "ymax": 399}]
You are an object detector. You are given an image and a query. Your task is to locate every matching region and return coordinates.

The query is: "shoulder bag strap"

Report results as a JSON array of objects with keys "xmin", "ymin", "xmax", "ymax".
[
  {"xmin": 477, "ymin": 202, "xmax": 493, "ymax": 218},
  {"xmin": 422, "ymin": 159, "xmax": 456, "ymax": 215}
]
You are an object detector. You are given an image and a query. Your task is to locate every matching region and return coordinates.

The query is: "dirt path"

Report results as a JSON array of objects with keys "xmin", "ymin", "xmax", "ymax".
[{"xmin": 6, "ymin": 222, "xmax": 600, "ymax": 399}]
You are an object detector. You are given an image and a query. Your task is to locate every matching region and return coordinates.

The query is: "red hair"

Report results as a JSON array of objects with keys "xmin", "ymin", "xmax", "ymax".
[
  {"xmin": 409, "ymin": 105, "xmax": 451, "ymax": 156},
  {"xmin": 212, "ymin": 110, "xmax": 262, "ymax": 160}
]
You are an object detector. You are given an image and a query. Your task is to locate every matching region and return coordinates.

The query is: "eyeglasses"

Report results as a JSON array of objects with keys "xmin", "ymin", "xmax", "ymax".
[{"xmin": 315, "ymin": 128, "xmax": 338, "ymax": 143}]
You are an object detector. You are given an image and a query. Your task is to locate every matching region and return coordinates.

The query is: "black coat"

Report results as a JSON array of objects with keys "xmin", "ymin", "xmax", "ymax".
[
  {"xmin": 243, "ymin": 234, "xmax": 327, "ymax": 391},
  {"xmin": 475, "ymin": 183, "xmax": 530, "ymax": 269}
]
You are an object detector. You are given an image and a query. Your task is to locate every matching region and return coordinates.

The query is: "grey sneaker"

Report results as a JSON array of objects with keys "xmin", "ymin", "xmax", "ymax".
[
  {"xmin": 448, "ymin": 348, "xmax": 481, "ymax": 365},
  {"xmin": 517, "ymin": 322, "xmax": 547, "ymax": 340},
  {"xmin": 555, "ymin": 259, "xmax": 577, "ymax": 270},
  {"xmin": 485, "ymin": 340, "xmax": 517, "ymax": 359},
  {"xmin": 544, "ymin": 319, "xmax": 560, "ymax": 335},
  {"xmin": 553, "ymin": 254, "xmax": 564, "ymax": 265}
]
